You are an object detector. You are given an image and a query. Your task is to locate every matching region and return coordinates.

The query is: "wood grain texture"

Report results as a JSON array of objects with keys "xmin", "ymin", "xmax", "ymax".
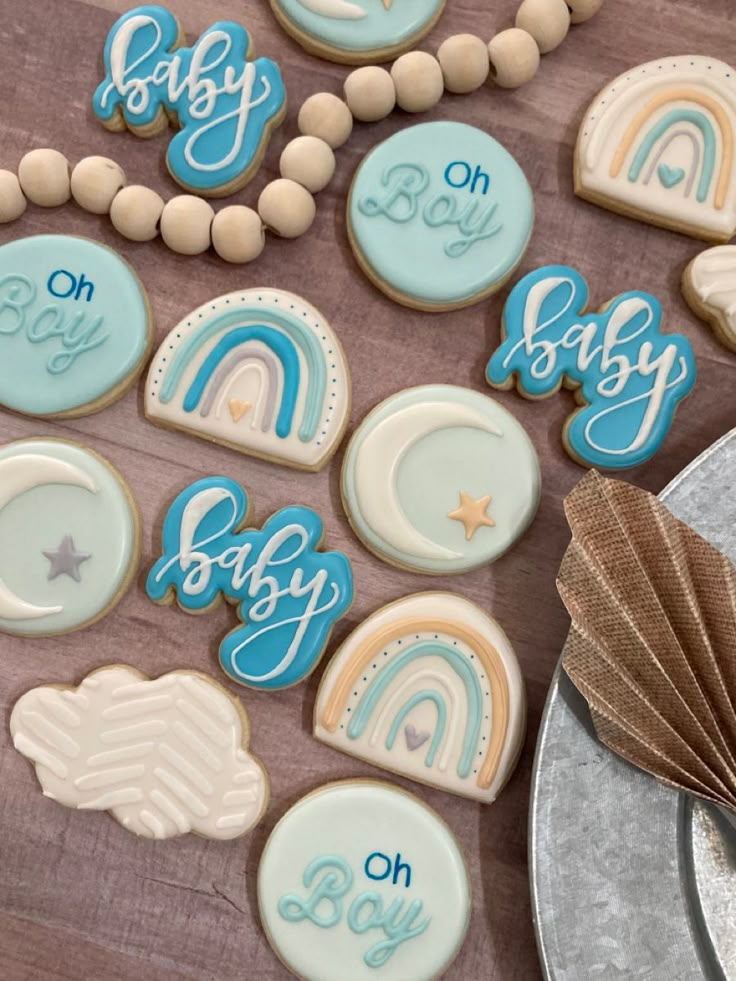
[{"xmin": 0, "ymin": 0, "xmax": 734, "ymax": 978}]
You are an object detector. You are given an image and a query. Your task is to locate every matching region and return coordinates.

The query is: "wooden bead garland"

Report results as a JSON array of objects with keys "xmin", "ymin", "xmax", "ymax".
[{"xmin": 0, "ymin": 0, "xmax": 605, "ymax": 263}]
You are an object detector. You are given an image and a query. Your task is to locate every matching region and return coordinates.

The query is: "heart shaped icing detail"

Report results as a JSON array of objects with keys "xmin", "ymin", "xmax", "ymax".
[
  {"xmin": 658, "ymin": 164, "xmax": 686, "ymax": 189},
  {"xmin": 228, "ymin": 399, "xmax": 252, "ymax": 423},
  {"xmin": 404, "ymin": 724, "xmax": 430, "ymax": 751}
]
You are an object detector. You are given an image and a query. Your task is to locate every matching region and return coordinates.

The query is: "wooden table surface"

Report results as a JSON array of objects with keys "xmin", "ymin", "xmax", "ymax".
[{"xmin": 1, "ymin": 1, "xmax": 734, "ymax": 978}]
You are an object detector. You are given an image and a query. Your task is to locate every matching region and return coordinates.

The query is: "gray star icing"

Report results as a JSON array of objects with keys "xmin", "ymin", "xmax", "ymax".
[{"xmin": 42, "ymin": 536, "xmax": 91, "ymax": 582}]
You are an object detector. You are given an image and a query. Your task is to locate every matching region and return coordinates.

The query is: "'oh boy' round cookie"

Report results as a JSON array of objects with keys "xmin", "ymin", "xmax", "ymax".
[
  {"xmin": 341, "ymin": 385, "xmax": 541, "ymax": 575},
  {"xmin": 348, "ymin": 121, "xmax": 534, "ymax": 311},
  {"xmin": 0, "ymin": 439, "xmax": 139, "ymax": 636},
  {"xmin": 0, "ymin": 235, "xmax": 151, "ymax": 418},
  {"xmin": 258, "ymin": 780, "xmax": 470, "ymax": 981},
  {"xmin": 269, "ymin": 0, "xmax": 445, "ymax": 66}
]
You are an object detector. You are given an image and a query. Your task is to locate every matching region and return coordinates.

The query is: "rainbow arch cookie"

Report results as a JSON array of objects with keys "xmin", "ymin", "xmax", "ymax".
[
  {"xmin": 575, "ymin": 56, "xmax": 736, "ymax": 242},
  {"xmin": 314, "ymin": 592, "xmax": 526, "ymax": 804},
  {"xmin": 145, "ymin": 289, "xmax": 350, "ymax": 470}
]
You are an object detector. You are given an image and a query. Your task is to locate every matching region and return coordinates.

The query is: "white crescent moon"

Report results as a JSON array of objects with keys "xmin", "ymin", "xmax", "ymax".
[
  {"xmin": 0, "ymin": 454, "xmax": 97, "ymax": 621},
  {"xmin": 352, "ymin": 402, "xmax": 503, "ymax": 561},
  {"xmin": 295, "ymin": 0, "xmax": 366, "ymax": 19}
]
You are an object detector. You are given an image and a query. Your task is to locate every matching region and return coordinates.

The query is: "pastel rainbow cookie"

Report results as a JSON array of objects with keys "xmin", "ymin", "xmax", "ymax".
[
  {"xmin": 11, "ymin": 666, "xmax": 268, "ymax": 840},
  {"xmin": 145, "ymin": 289, "xmax": 350, "ymax": 471},
  {"xmin": 0, "ymin": 235, "xmax": 151, "ymax": 418},
  {"xmin": 258, "ymin": 780, "xmax": 470, "ymax": 980},
  {"xmin": 348, "ymin": 121, "xmax": 534, "ymax": 311},
  {"xmin": 575, "ymin": 56, "xmax": 736, "ymax": 242},
  {"xmin": 0, "ymin": 439, "xmax": 139, "ymax": 636},
  {"xmin": 314, "ymin": 592, "xmax": 526, "ymax": 804},
  {"xmin": 269, "ymin": 0, "xmax": 445, "ymax": 65},
  {"xmin": 341, "ymin": 384, "xmax": 541, "ymax": 574},
  {"xmin": 683, "ymin": 246, "xmax": 736, "ymax": 352}
]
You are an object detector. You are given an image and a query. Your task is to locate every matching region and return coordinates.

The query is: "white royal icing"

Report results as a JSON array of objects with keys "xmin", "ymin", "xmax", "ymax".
[
  {"xmin": 687, "ymin": 246, "xmax": 736, "ymax": 349},
  {"xmin": 296, "ymin": 0, "xmax": 366, "ymax": 18}
]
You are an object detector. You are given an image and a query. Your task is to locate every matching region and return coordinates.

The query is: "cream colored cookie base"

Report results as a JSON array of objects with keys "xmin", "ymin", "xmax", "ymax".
[{"xmin": 682, "ymin": 258, "xmax": 736, "ymax": 353}]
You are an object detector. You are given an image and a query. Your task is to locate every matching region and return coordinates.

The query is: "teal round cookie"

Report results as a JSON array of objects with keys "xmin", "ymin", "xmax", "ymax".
[{"xmin": 348, "ymin": 121, "xmax": 534, "ymax": 311}]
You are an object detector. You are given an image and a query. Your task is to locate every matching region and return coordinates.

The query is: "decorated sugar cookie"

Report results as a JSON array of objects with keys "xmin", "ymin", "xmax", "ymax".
[
  {"xmin": 683, "ymin": 246, "xmax": 736, "ymax": 352},
  {"xmin": 0, "ymin": 235, "xmax": 151, "ymax": 418},
  {"xmin": 147, "ymin": 476, "xmax": 353, "ymax": 690},
  {"xmin": 486, "ymin": 265, "xmax": 696, "ymax": 469},
  {"xmin": 341, "ymin": 384, "xmax": 541, "ymax": 574},
  {"xmin": 269, "ymin": 0, "xmax": 445, "ymax": 66},
  {"xmin": 258, "ymin": 780, "xmax": 470, "ymax": 980},
  {"xmin": 145, "ymin": 289, "xmax": 350, "ymax": 471},
  {"xmin": 575, "ymin": 56, "xmax": 736, "ymax": 242},
  {"xmin": 315, "ymin": 593, "xmax": 526, "ymax": 803},
  {"xmin": 93, "ymin": 6, "xmax": 286, "ymax": 196},
  {"xmin": 0, "ymin": 439, "xmax": 139, "ymax": 636},
  {"xmin": 11, "ymin": 665, "xmax": 268, "ymax": 840},
  {"xmin": 348, "ymin": 122, "xmax": 534, "ymax": 311}
]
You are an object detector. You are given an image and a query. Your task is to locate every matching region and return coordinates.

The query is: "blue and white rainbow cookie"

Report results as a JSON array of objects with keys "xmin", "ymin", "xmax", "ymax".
[
  {"xmin": 486, "ymin": 265, "xmax": 696, "ymax": 470},
  {"xmin": 348, "ymin": 121, "xmax": 534, "ymax": 311},
  {"xmin": 258, "ymin": 780, "xmax": 470, "ymax": 981},
  {"xmin": 341, "ymin": 384, "xmax": 541, "ymax": 575},
  {"xmin": 269, "ymin": 0, "xmax": 445, "ymax": 65},
  {"xmin": 0, "ymin": 439, "xmax": 139, "ymax": 636},
  {"xmin": 315, "ymin": 592, "xmax": 526, "ymax": 804},
  {"xmin": 146, "ymin": 476, "xmax": 353, "ymax": 691},
  {"xmin": 0, "ymin": 235, "xmax": 151, "ymax": 418},
  {"xmin": 575, "ymin": 56, "xmax": 736, "ymax": 242},
  {"xmin": 93, "ymin": 6, "xmax": 286, "ymax": 195},
  {"xmin": 145, "ymin": 289, "xmax": 350, "ymax": 471}
]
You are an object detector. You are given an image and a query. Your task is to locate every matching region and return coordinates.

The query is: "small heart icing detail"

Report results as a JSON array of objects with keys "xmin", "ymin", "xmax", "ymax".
[
  {"xmin": 228, "ymin": 399, "xmax": 252, "ymax": 423},
  {"xmin": 658, "ymin": 164, "xmax": 686, "ymax": 189},
  {"xmin": 404, "ymin": 724, "xmax": 430, "ymax": 751}
]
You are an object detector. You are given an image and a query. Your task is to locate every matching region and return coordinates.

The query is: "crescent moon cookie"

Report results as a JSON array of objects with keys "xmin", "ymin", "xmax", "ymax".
[
  {"xmin": 0, "ymin": 235, "xmax": 152, "ymax": 418},
  {"xmin": 146, "ymin": 476, "xmax": 354, "ymax": 691},
  {"xmin": 347, "ymin": 121, "xmax": 534, "ymax": 311},
  {"xmin": 341, "ymin": 384, "xmax": 541, "ymax": 575},
  {"xmin": 314, "ymin": 593, "xmax": 526, "ymax": 804},
  {"xmin": 0, "ymin": 439, "xmax": 139, "ymax": 636},
  {"xmin": 257, "ymin": 780, "xmax": 470, "ymax": 981},
  {"xmin": 683, "ymin": 246, "xmax": 736, "ymax": 352},
  {"xmin": 11, "ymin": 665, "xmax": 268, "ymax": 840},
  {"xmin": 93, "ymin": 6, "xmax": 286, "ymax": 196},
  {"xmin": 574, "ymin": 56, "xmax": 736, "ymax": 242},
  {"xmin": 486, "ymin": 265, "xmax": 697, "ymax": 470},
  {"xmin": 145, "ymin": 288, "xmax": 350, "ymax": 471},
  {"xmin": 268, "ymin": 0, "xmax": 445, "ymax": 66}
]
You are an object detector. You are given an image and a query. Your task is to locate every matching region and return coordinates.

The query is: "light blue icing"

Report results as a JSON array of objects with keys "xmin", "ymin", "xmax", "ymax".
[
  {"xmin": 385, "ymin": 690, "xmax": 447, "ymax": 769},
  {"xmin": 349, "ymin": 122, "xmax": 534, "ymax": 308},
  {"xmin": 486, "ymin": 265, "xmax": 697, "ymax": 469},
  {"xmin": 159, "ymin": 306, "xmax": 326, "ymax": 443},
  {"xmin": 347, "ymin": 641, "xmax": 482, "ymax": 779},
  {"xmin": 273, "ymin": 0, "xmax": 443, "ymax": 56},
  {"xmin": 629, "ymin": 109, "xmax": 716, "ymax": 203},
  {"xmin": 146, "ymin": 476, "xmax": 353, "ymax": 690},
  {"xmin": 93, "ymin": 6, "xmax": 285, "ymax": 192},
  {"xmin": 0, "ymin": 236, "xmax": 149, "ymax": 416},
  {"xmin": 279, "ymin": 855, "xmax": 353, "ymax": 928}
]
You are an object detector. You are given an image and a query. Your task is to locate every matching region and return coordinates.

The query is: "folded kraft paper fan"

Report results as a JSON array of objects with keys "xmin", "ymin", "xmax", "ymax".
[{"xmin": 557, "ymin": 470, "xmax": 736, "ymax": 827}]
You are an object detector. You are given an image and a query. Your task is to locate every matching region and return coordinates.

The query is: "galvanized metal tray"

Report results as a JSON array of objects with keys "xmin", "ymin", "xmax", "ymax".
[{"xmin": 530, "ymin": 430, "xmax": 736, "ymax": 981}]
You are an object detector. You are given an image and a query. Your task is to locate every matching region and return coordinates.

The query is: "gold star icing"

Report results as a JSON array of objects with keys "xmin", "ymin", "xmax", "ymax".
[{"xmin": 448, "ymin": 492, "xmax": 496, "ymax": 541}]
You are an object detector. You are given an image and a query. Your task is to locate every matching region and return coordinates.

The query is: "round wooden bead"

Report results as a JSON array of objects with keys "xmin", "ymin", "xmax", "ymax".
[
  {"xmin": 160, "ymin": 195, "xmax": 214, "ymax": 255},
  {"xmin": 70, "ymin": 156, "xmax": 126, "ymax": 214},
  {"xmin": 110, "ymin": 185, "xmax": 165, "ymax": 242},
  {"xmin": 515, "ymin": 0, "xmax": 571, "ymax": 54},
  {"xmin": 212, "ymin": 206, "xmax": 265, "ymax": 264},
  {"xmin": 488, "ymin": 28, "xmax": 541, "ymax": 88},
  {"xmin": 18, "ymin": 148, "xmax": 70, "ymax": 207},
  {"xmin": 0, "ymin": 170, "xmax": 26, "ymax": 223},
  {"xmin": 437, "ymin": 34, "xmax": 490, "ymax": 94},
  {"xmin": 344, "ymin": 66, "xmax": 396, "ymax": 122},
  {"xmin": 567, "ymin": 0, "xmax": 604, "ymax": 22},
  {"xmin": 391, "ymin": 52, "xmax": 444, "ymax": 113},
  {"xmin": 298, "ymin": 94, "xmax": 353, "ymax": 150},
  {"xmin": 258, "ymin": 179, "xmax": 316, "ymax": 239},
  {"xmin": 279, "ymin": 136, "xmax": 335, "ymax": 194}
]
